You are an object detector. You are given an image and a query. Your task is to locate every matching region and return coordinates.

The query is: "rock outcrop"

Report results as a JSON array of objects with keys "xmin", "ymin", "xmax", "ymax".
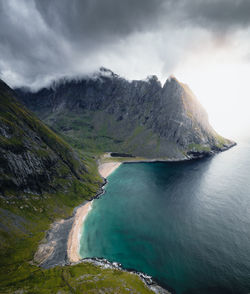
[
  {"xmin": 15, "ymin": 68, "xmax": 236, "ymax": 159},
  {"xmin": 0, "ymin": 79, "xmax": 86, "ymax": 195}
]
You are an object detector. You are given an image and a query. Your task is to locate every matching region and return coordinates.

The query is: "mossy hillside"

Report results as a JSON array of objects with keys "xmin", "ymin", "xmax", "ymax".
[
  {"xmin": 188, "ymin": 135, "xmax": 232, "ymax": 152},
  {"xmin": 214, "ymin": 134, "xmax": 230, "ymax": 149},
  {"xmin": 0, "ymin": 183, "xmax": 155, "ymax": 293},
  {"xmin": 187, "ymin": 143, "xmax": 211, "ymax": 152},
  {"xmin": 44, "ymin": 111, "xmax": 123, "ymax": 153},
  {"xmin": 1, "ymin": 261, "xmax": 154, "ymax": 294},
  {"xmin": 0, "ymin": 80, "xmax": 155, "ymax": 293},
  {"xmin": 42, "ymin": 110, "xmax": 182, "ymax": 159}
]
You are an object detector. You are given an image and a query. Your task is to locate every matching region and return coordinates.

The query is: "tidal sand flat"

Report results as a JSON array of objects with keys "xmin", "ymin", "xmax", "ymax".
[{"xmin": 80, "ymin": 142, "xmax": 250, "ymax": 294}]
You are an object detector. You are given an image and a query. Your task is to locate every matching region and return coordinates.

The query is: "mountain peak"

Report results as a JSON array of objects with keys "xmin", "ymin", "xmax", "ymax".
[
  {"xmin": 99, "ymin": 67, "xmax": 119, "ymax": 78},
  {"xmin": 146, "ymin": 75, "xmax": 162, "ymax": 87},
  {"xmin": 163, "ymin": 75, "xmax": 181, "ymax": 88}
]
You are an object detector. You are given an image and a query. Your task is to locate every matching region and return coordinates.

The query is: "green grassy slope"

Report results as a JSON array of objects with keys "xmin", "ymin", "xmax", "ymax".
[
  {"xmin": 43, "ymin": 110, "xmax": 171, "ymax": 159},
  {"xmin": 0, "ymin": 79, "xmax": 155, "ymax": 293}
]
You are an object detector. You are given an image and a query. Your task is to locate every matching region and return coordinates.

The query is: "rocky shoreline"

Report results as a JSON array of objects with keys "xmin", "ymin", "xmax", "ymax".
[
  {"xmin": 71, "ymin": 257, "xmax": 173, "ymax": 294},
  {"xmin": 186, "ymin": 141, "xmax": 237, "ymax": 159}
]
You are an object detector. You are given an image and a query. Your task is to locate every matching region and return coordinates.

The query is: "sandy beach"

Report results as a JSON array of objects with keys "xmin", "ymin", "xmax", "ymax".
[
  {"xmin": 98, "ymin": 162, "xmax": 122, "ymax": 178},
  {"xmin": 67, "ymin": 201, "xmax": 92, "ymax": 262},
  {"xmin": 67, "ymin": 161, "xmax": 122, "ymax": 263}
]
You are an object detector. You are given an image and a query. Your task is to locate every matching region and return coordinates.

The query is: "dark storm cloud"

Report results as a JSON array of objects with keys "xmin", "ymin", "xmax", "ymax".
[
  {"xmin": 0, "ymin": 0, "xmax": 250, "ymax": 89},
  {"xmin": 34, "ymin": 0, "xmax": 166, "ymax": 45},
  {"xmin": 0, "ymin": 1, "xmax": 71, "ymax": 86},
  {"xmin": 177, "ymin": 0, "xmax": 250, "ymax": 32},
  {"xmin": 34, "ymin": 0, "xmax": 250, "ymax": 36}
]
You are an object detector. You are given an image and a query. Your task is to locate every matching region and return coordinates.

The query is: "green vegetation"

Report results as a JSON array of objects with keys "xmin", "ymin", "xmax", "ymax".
[
  {"xmin": 0, "ymin": 180, "xmax": 154, "ymax": 293},
  {"xmin": 215, "ymin": 134, "xmax": 227, "ymax": 149},
  {"xmin": 0, "ymin": 81, "xmax": 155, "ymax": 293},
  {"xmin": 1, "ymin": 261, "xmax": 154, "ymax": 294},
  {"xmin": 44, "ymin": 111, "xmax": 124, "ymax": 153},
  {"xmin": 0, "ymin": 176, "xmax": 154, "ymax": 293},
  {"xmin": 44, "ymin": 112, "xmax": 125, "ymax": 153},
  {"xmin": 41, "ymin": 110, "xmax": 173, "ymax": 160},
  {"xmin": 188, "ymin": 143, "xmax": 211, "ymax": 152}
]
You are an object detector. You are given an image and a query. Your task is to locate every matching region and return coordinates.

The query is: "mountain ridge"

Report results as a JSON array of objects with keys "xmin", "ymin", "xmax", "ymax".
[{"xmin": 15, "ymin": 68, "xmax": 236, "ymax": 159}]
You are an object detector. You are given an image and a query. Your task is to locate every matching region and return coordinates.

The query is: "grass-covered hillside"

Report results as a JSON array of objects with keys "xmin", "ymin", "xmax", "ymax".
[{"xmin": 0, "ymin": 79, "xmax": 155, "ymax": 293}]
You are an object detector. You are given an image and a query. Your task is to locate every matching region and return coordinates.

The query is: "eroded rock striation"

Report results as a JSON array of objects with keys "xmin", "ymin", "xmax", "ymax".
[{"xmin": 0, "ymin": 78, "xmax": 86, "ymax": 195}]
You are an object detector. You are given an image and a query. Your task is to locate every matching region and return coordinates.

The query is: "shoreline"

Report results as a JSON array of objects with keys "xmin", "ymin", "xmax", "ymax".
[
  {"xmin": 67, "ymin": 161, "xmax": 122, "ymax": 263},
  {"xmin": 67, "ymin": 201, "xmax": 93, "ymax": 262},
  {"xmin": 33, "ymin": 145, "xmax": 237, "ymax": 293},
  {"xmin": 67, "ymin": 142, "xmax": 237, "ymax": 263}
]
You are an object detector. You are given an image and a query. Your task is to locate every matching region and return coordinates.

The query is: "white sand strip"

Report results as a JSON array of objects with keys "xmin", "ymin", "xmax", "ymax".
[
  {"xmin": 98, "ymin": 162, "xmax": 122, "ymax": 178},
  {"xmin": 67, "ymin": 161, "xmax": 121, "ymax": 263},
  {"xmin": 67, "ymin": 201, "xmax": 92, "ymax": 263}
]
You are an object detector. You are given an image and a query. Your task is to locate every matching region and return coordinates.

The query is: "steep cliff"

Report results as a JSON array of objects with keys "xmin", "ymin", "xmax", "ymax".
[
  {"xmin": 16, "ymin": 68, "xmax": 235, "ymax": 159},
  {"xmin": 0, "ymin": 79, "xmax": 87, "ymax": 195}
]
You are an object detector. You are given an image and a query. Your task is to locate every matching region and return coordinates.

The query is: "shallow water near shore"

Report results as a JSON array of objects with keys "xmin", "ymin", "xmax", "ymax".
[{"xmin": 80, "ymin": 140, "xmax": 250, "ymax": 294}]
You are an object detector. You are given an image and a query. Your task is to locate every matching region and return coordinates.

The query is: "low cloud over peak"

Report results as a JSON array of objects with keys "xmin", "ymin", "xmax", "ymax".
[{"xmin": 1, "ymin": 0, "xmax": 250, "ymax": 89}]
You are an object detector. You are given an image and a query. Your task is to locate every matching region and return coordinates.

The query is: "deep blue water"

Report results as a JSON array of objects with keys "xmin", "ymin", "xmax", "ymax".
[{"xmin": 80, "ymin": 141, "xmax": 250, "ymax": 294}]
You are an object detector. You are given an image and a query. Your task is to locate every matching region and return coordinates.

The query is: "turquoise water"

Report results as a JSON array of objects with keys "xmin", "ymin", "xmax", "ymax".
[{"xmin": 80, "ymin": 141, "xmax": 250, "ymax": 294}]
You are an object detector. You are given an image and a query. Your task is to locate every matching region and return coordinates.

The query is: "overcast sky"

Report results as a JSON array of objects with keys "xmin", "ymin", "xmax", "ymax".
[{"xmin": 1, "ymin": 0, "xmax": 250, "ymax": 136}]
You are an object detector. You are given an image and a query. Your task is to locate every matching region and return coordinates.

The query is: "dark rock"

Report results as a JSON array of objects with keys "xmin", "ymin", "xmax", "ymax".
[
  {"xmin": 15, "ymin": 68, "xmax": 236, "ymax": 159},
  {"xmin": 110, "ymin": 152, "xmax": 135, "ymax": 157},
  {"xmin": 0, "ymin": 79, "xmax": 86, "ymax": 195}
]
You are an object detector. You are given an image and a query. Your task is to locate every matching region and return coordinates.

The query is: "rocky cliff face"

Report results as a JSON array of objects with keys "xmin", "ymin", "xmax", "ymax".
[
  {"xmin": 0, "ymin": 79, "xmax": 87, "ymax": 195},
  {"xmin": 16, "ymin": 68, "xmax": 235, "ymax": 159}
]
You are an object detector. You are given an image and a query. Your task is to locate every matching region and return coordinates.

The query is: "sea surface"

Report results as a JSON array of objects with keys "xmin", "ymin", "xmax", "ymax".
[{"xmin": 80, "ymin": 140, "xmax": 250, "ymax": 294}]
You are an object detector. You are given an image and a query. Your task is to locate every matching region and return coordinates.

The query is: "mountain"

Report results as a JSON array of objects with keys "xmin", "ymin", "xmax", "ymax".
[
  {"xmin": 0, "ymin": 79, "xmax": 88, "ymax": 195},
  {"xmin": 0, "ymin": 79, "xmax": 155, "ymax": 293},
  {"xmin": 16, "ymin": 68, "xmax": 235, "ymax": 160}
]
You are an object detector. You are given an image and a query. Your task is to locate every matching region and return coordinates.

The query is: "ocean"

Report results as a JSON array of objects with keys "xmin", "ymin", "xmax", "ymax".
[{"xmin": 80, "ymin": 141, "xmax": 250, "ymax": 294}]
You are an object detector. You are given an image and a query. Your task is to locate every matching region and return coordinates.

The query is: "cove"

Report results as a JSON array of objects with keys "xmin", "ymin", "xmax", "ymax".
[{"xmin": 80, "ymin": 141, "xmax": 250, "ymax": 294}]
